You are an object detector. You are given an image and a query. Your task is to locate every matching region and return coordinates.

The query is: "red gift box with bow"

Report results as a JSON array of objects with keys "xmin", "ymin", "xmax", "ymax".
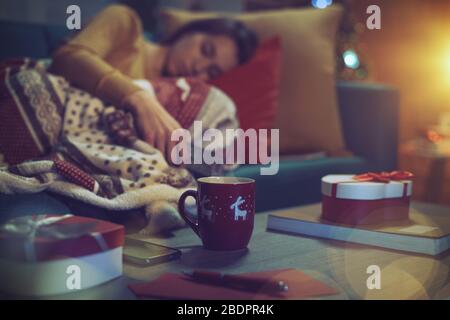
[
  {"xmin": 0, "ymin": 214, "xmax": 124, "ymax": 262},
  {"xmin": 321, "ymin": 171, "xmax": 414, "ymax": 225}
]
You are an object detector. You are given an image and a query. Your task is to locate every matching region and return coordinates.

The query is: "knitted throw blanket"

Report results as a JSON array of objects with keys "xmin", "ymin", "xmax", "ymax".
[{"xmin": 0, "ymin": 59, "xmax": 238, "ymax": 234}]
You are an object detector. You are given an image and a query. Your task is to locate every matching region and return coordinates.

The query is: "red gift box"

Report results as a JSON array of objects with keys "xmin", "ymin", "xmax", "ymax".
[
  {"xmin": 321, "ymin": 173, "xmax": 413, "ymax": 225},
  {"xmin": 0, "ymin": 214, "xmax": 124, "ymax": 262}
]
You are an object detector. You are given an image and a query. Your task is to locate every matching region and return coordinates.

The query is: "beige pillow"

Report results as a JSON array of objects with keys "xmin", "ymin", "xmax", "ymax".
[{"xmin": 162, "ymin": 6, "xmax": 345, "ymax": 154}]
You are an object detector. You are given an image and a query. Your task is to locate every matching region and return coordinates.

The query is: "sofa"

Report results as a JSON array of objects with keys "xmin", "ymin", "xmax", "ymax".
[{"xmin": 0, "ymin": 20, "xmax": 399, "ymax": 219}]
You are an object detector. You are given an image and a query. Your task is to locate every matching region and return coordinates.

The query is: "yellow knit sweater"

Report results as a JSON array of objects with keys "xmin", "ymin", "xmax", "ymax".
[{"xmin": 50, "ymin": 5, "xmax": 150, "ymax": 107}]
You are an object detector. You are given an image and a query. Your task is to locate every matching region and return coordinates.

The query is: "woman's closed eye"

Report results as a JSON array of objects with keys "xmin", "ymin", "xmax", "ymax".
[{"xmin": 201, "ymin": 39, "xmax": 216, "ymax": 58}]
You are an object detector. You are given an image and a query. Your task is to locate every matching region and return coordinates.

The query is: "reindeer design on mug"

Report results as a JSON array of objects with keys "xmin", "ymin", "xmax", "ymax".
[{"xmin": 230, "ymin": 196, "xmax": 247, "ymax": 221}]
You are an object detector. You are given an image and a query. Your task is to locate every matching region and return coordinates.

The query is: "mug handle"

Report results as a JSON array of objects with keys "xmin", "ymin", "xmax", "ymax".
[{"xmin": 178, "ymin": 190, "xmax": 200, "ymax": 237}]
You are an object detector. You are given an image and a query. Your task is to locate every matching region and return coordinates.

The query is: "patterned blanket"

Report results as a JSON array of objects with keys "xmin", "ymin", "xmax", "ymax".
[{"xmin": 0, "ymin": 59, "xmax": 238, "ymax": 233}]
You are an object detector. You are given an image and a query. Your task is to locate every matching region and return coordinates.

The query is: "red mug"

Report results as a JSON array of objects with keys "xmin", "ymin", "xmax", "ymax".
[{"xmin": 178, "ymin": 177, "xmax": 255, "ymax": 251}]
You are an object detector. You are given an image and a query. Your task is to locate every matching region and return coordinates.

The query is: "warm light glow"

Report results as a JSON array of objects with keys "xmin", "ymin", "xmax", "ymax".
[{"xmin": 446, "ymin": 48, "xmax": 450, "ymax": 84}]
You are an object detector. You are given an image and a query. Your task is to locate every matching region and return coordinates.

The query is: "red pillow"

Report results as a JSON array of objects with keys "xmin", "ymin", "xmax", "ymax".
[{"xmin": 209, "ymin": 36, "xmax": 282, "ymax": 131}]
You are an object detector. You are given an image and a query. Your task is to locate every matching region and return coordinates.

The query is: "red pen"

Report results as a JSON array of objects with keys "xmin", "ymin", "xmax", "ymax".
[{"xmin": 182, "ymin": 270, "xmax": 289, "ymax": 293}]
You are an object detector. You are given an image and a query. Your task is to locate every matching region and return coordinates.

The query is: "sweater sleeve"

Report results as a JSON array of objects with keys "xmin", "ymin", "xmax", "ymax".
[{"xmin": 50, "ymin": 4, "xmax": 143, "ymax": 106}]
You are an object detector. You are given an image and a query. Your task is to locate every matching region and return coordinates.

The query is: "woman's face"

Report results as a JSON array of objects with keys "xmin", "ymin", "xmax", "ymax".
[{"xmin": 165, "ymin": 32, "xmax": 238, "ymax": 81}]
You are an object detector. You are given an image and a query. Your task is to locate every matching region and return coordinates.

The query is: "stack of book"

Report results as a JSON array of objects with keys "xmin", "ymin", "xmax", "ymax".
[{"xmin": 267, "ymin": 204, "xmax": 450, "ymax": 256}]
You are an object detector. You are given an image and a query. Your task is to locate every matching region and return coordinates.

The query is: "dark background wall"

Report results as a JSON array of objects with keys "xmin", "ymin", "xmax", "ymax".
[{"xmin": 0, "ymin": 0, "xmax": 243, "ymax": 27}]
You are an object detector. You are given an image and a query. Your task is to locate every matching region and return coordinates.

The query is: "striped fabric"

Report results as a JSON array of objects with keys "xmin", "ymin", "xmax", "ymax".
[{"xmin": 0, "ymin": 59, "xmax": 65, "ymax": 165}]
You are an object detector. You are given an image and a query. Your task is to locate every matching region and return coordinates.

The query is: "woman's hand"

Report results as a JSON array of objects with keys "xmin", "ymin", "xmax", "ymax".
[
  {"xmin": 122, "ymin": 90, "xmax": 182, "ymax": 163},
  {"xmin": 104, "ymin": 110, "xmax": 137, "ymax": 146}
]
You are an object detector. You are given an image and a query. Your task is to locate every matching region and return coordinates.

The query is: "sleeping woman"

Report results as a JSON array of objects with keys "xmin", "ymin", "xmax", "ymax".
[{"xmin": 50, "ymin": 4, "xmax": 258, "ymax": 161}]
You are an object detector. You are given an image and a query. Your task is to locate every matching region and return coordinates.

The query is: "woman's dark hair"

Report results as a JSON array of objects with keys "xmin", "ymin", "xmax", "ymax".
[{"xmin": 163, "ymin": 18, "xmax": 259, "ymax": 65}]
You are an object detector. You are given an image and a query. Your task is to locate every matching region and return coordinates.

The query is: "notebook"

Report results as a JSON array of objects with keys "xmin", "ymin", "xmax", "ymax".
[
  {"xmin": 128, "ymin": 268, "xmax": 338, "ymax": 300},
  {"xmin": 267, "ymin": 205, "xmax": 450, "ymax": 256}
]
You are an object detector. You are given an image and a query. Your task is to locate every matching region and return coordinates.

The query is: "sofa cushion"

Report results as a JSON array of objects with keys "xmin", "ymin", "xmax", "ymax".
[{"xmin": 210, "ymin": 36, "xmax": 282, "ymax": 133}]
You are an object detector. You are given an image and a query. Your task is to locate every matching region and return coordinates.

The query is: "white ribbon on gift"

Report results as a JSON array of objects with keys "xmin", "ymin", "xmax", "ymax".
[{"xmin": 1, "ymin": 214, "xmax": 108, "ymax": 262}]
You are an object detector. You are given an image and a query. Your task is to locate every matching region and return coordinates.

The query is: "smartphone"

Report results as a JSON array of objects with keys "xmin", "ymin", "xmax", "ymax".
[{"xmin": 123, "ymin": 238, "xmax": 181, "ymax": 266}]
